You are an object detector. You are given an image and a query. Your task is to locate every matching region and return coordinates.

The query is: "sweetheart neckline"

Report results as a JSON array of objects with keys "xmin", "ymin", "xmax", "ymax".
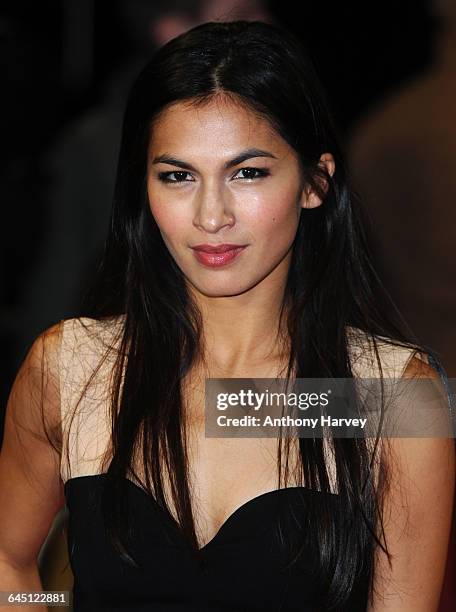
[{"xmin": 64, "ymin": 473, "xmax": 338, "ymax": 552}]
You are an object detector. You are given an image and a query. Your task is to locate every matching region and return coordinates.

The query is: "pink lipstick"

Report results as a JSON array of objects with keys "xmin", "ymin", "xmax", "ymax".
[{"xmin": 190, "ymin": 243, "xmax": 248, "ymax": 268}]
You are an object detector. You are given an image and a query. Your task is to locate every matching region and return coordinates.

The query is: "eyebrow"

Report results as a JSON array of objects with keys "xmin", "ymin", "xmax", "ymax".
[{"xmin": 151, "ymin": 148, "xmax": 277, "ymax": 171}]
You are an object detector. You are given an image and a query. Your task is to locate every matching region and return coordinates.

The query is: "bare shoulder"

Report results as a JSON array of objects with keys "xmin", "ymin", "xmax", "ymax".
[
  {"xmin": 11, "ymin": 321, "xmax": 65, "ymax": 443},
  {"xmin": 401, "ymin": 350, "xmax": 440, "ymax": 379},
  {"xmin": 59, "ymin": 314, "xmax": 125, "ymax": 351},
  {"xmin": 346, "ymin": 325, "xmax": 430, "ymax": 380},
  {"xmin": 24, "ymin": 320, "xmax": 63, "ymax": 368},
  {"xmin": 0, "ymin": 322, "xmax": 67, "ymax": 568},
  {"xmin": 369, "ymin": 348, "xmax": 456, "ymax": 610}
]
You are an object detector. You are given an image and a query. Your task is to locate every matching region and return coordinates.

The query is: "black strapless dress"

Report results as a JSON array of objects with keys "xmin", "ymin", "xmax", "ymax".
[{"xmin": 64, "ymin": 474, "xmax": 368, "ymax": 611}]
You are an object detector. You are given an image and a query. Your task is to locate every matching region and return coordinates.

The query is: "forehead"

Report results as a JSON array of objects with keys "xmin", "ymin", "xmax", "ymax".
[{"xmin": 148, "ymin": 96, "xmax": 288, "ymax": 157}]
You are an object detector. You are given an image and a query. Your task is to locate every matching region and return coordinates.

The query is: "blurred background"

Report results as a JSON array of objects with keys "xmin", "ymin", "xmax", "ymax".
[{"xmin": 1, "ymin": 0, "xmax": 455, "ymax": 609}]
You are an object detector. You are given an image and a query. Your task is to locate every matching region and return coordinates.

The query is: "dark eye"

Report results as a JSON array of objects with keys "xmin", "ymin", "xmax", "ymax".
[
  {"xmin": 158, "ymin": 171, "xmax": 193, "ymax": 183},
  {"xmin": 233, "ymin": 167, "xmax": 270, "ymax": 180}
]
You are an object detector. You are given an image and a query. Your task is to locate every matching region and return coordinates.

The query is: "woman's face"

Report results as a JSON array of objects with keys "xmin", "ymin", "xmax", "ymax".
[{"xmin": 146, "ymin": 95, "xmax": 329, "ymax": 298}]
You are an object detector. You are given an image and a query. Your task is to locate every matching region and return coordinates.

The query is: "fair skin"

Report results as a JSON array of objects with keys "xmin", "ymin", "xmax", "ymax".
[{"xmin": 0, "ymin": 95, "xmax": 453, "ymax": 611}]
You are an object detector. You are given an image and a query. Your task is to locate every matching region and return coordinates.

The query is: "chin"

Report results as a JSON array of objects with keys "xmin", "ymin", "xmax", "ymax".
[
  {"xmin": 190, "ymin": 265, "xmax": 277, "ymax": 297},
  {"xmin": 187, "ymin": 276, "xmax": 257, "ymax": 298}
]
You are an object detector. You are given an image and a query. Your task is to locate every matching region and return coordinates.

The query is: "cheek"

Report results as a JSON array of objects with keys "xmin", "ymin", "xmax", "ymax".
[
  {"xmin": 147, "ymin": 187, "xmax": 188, "ymax": 243},
  {"xmin": 244, "ymin": 188, "xmax": 300, "ymax": 240}
]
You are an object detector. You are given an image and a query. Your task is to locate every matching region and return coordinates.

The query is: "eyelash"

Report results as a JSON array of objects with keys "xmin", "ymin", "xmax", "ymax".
[{"xmin": 157, "ymin": 167, "xmax": 270, "ymax": 184}]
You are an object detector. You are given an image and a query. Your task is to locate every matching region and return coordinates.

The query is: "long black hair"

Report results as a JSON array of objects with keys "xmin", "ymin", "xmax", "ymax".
[{"xmin": 66, "ymin": 20, "xmax": 431, "ymax": 610}]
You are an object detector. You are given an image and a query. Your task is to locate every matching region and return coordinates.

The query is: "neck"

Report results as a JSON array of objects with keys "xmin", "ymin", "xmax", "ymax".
[{"xmin": 188, "ymin": 255, "xmax": 291, "ymax": 376}]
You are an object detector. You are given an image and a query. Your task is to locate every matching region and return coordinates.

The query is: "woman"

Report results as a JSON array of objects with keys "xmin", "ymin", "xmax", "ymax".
[{"xmin": 1, "ymin": 20, "xmax": 455, "ymax": 612}]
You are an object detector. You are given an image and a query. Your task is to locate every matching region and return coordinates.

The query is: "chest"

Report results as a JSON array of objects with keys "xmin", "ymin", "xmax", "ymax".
[
  {"xmin": 174, "ymin": 368, "xmax": 314, "ymax": 549},
  {"xmin": 101, "ymin": 365, "xmax": 339, "ymax": 550}
]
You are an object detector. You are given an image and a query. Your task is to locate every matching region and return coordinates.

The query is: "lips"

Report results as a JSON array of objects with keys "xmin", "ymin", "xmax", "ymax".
[
  {"xmin": 191, "ymin": 243, "xmax": 247, "ymax": 253},
  {"xmin": 190, "ymin": 243, "xmax": 248, "ymax": 267}
]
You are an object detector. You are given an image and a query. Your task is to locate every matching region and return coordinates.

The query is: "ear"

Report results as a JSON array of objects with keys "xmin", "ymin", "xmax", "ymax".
[{"xmin": 299, "ymin": 152, "xmax": 336, "ymax": 209}]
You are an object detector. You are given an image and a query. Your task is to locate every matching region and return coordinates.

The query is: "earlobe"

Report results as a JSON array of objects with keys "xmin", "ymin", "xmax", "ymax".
[{"xmin": 300, "ymin": 190, "xmax": 323, "ymax": 209}]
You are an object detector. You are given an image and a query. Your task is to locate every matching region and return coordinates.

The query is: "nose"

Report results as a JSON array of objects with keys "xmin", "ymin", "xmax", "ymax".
[{"xmin": 192, "ymin": 180, "xmax": 235, "ymax": 233}]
